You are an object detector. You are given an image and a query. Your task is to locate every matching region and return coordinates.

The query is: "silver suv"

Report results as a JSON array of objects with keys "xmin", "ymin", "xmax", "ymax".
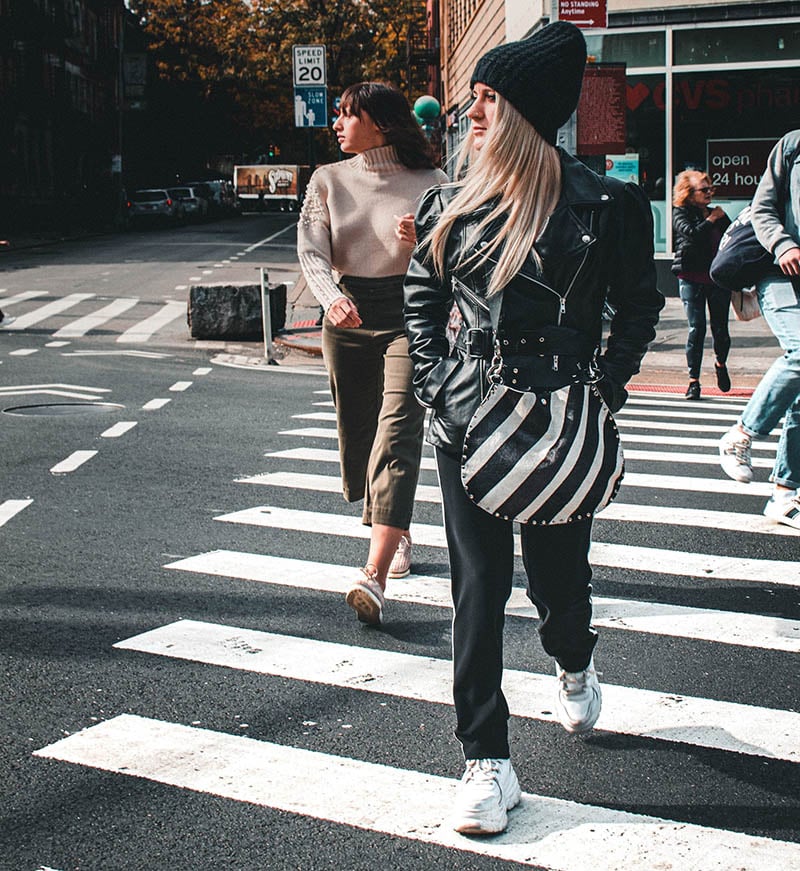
[{"xmin": 129, "ymin": 189, "xmax": 184, "ymax": 226}]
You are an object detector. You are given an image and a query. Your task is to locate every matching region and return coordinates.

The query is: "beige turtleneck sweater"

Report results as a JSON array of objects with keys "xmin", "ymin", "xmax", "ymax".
[{"xmin": 297, "ymin": 144, "xmax": 447, "ymax": 310}]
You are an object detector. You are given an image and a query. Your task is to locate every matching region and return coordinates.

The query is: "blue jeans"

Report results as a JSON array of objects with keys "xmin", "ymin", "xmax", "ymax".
[
  {"xmin": 739, "ymin": 276, "xmax": 800, "ymax": 490},
  {"xmin": 678, "ymin": 280, "xmax": 731, "ymax": 380}
]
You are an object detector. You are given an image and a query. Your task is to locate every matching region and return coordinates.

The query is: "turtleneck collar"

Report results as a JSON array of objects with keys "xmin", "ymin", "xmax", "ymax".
[{"xmin": 353, "ymin": 144, "xmax": 404, "ymax": 173}]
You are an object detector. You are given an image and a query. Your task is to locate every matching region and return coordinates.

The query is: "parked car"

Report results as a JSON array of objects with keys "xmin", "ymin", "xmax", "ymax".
[
  {"xmin": 185, "ymin": 179, "xmax": 237, "ymax": 216},
  {"xmin": 129, "ymin": 189, "xmax": 184, "ymax": 226},
  {"xmin": 167, "ymin": 186, "xmax": 208, "ymax": 221}
]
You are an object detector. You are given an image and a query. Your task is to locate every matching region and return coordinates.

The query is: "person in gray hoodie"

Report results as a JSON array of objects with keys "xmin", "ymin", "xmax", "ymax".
[{"xmin": 718, "ymin": 129, "xmax": 800, "ymax": 529}]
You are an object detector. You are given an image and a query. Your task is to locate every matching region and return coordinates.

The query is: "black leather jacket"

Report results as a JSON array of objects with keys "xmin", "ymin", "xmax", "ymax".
[
  {"xmin": 403, "ymin": 150, "xmax": 664, "ymax": 454},
  {"xmin": 672, "ymin": 203, "xmax": 731, "ymax": 276}
]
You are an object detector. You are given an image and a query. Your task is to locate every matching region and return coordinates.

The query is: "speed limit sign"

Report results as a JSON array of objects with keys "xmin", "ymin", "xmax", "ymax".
[{"xmin": 293, "ymin": 45, "xmax": 326, "ymax": 87}]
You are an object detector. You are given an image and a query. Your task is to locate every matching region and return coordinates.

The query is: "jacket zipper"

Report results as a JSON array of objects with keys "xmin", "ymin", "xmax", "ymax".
[
  {"xmin": 452, "ymin": 274, "xmax": 490, "ymax": 312},
  {"xmin": 483, "ymin": 240, "xmax": 593, "ymax": 371}
]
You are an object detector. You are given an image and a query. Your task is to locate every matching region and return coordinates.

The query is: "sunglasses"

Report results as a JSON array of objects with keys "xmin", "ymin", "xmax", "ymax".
[{"xmin": 694, "ymin": 186, "xmax": 714, "ymax": 194}]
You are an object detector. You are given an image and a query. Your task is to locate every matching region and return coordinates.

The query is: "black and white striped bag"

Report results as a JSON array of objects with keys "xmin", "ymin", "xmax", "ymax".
[{"xmin": 461, "ymin": 380, "xmax": 624, "ymax": 525}]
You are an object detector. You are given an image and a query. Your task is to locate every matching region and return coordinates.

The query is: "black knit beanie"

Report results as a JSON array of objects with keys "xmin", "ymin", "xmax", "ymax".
[{"xmin": 470, "ymin": 21, "xmax": 587, "ymax": 145}]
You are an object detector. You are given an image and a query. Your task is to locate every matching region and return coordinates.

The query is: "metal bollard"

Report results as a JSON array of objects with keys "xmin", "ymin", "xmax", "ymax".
[{"xmin": 260, "ymin": 267, "xmax": 278, "ymax": 365}]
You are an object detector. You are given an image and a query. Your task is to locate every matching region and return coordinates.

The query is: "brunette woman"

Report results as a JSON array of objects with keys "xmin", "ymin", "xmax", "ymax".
[{"xmin": 298, "ymin": 82, "xmax": 446, "ymax": 625}]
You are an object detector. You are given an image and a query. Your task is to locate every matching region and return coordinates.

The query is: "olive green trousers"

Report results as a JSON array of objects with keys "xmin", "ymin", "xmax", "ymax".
[{"xmin": 322, "ymin": 275, "xmax": 425, "ymax": 528}]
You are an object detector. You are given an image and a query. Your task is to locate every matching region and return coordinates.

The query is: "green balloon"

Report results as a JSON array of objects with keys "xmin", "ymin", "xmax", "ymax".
[{"xmin": 414, "ymin": 95, "xmax": 440, "ymax": 120}]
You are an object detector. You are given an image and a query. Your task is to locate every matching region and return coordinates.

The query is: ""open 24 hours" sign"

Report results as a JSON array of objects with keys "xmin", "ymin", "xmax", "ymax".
[{"xmin": 293, "ymin": 45, "xmax": 326, "ymax": 86}]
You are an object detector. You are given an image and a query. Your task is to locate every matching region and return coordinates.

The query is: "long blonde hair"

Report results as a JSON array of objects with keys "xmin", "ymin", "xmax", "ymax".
[{"xmin": 427, "ymin": 95, "xmax": 562, "ymax": 296}]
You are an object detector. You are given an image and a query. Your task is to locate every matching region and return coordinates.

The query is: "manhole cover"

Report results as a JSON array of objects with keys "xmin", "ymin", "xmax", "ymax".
[{"xmin": 2, "ymin": 402, "xmax": 124, "ymax": 416}]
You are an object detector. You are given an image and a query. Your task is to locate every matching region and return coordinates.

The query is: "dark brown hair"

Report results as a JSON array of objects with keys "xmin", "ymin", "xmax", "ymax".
[{"xmin": 339, "ymin": 82, "xmax": 436, "ymax": 170}]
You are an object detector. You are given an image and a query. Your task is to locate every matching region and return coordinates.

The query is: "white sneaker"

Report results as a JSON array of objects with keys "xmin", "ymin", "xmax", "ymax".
[
  {"xmin": 763, "ymin": 492, "xmax": 800, "ymax": 530},
  {"xmin": 555, "ymin": 658, "xmax": 602, "ymax": 734},
  {"xmin": 719, "ymin": 426, "xmax": 753, "ymax": 483},
  {"xmin": 387, "ymin": 535, "xmax": 412, "ymax": 579},
  {"xmin": 345, "ymin": 566, "xmax": 385, "ymax": 626},
  {"xmin": 452, "ymin": 758, "xmax": 521, "ymax": 835}
]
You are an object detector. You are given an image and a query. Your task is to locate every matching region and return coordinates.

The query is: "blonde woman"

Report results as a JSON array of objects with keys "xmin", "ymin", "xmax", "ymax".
[{"xmin": 404, "ymin": 22, "xmax": 663, "ymax": 834}]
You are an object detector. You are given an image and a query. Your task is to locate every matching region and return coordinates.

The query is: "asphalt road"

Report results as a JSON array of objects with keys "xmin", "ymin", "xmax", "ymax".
[{"xmin": 1, "ymin": 223, "xmax": 799, "ymax": 871}]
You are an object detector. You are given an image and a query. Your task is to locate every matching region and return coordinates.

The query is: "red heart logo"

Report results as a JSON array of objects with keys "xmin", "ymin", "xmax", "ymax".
[{"xmin": 627, "ymin": 82, "xmax": 649, "ymax": 111}]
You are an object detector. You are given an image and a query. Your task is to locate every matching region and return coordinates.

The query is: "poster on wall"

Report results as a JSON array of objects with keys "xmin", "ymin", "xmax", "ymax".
[
  {"xmin": 706, "ymin": 138, "xmax": 779, "ymax": 199},
  {"xmin": 606, "ymin": 155, "xmax": 639, "ymax": 184},
  {"xmin": 577, "ymin": 64, "xmax": 626, "ymax": 156}
]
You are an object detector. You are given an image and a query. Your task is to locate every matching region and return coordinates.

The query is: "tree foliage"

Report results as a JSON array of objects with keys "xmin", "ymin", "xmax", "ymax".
[{"xmin": 127, "ymin": 0, "xmax": 427, "ymax": 163}]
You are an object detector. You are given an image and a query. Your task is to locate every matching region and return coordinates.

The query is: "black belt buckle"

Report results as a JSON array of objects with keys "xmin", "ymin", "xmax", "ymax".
[{"xmin": 465, "ymin": 328, "xmax": 490, "ymax": 358}]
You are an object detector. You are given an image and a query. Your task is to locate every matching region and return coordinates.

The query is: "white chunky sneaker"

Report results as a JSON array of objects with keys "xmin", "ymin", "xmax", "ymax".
[
  {"xmin": 555, "ymin": 657, "xmax": 602, "ymax": 734},
  {"xmin": 452, "ymin": 758, "xmax": 521, "ymax": 835},
  {"xmin": 345, "ymin": 566, "xmax": 385, "ymax": 626},
  {"xmin": 763, "ymin": 492, "xmax": 800, "ymax": 530},
  {"xmin": 719, "ymin": 426, "xmax": 753, "ymax": 483},
  {"xmin": 387, "ymin": 535, "xmax": 412, "ymax": 579}
]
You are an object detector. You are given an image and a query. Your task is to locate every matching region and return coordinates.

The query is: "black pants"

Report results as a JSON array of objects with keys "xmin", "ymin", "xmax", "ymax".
[{"xmin": 436, "ymin": 448, "xmax": 597, "ymax": 759}]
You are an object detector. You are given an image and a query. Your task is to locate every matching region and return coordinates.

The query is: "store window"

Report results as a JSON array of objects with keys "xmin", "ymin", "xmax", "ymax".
[
  {"xmin": 674, "ymin": 23, "xmax": 800, "ymax": 65},
  {"xmin": 672, "ymin": 67, "xmax": 799, "ymax": 215},
  {"xmin": 585, "ymin": 31, "xmax": 664, "ymax": 68}
]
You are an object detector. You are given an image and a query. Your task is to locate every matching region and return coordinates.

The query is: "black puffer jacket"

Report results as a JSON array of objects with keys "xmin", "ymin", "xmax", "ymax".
[
  {"xmin": 671, "ymin": 203, "xmax": 731, "ymax": 276},
  {"xmin": 403, "ymin": 150, "xmax": 664, "ymax": 455}
]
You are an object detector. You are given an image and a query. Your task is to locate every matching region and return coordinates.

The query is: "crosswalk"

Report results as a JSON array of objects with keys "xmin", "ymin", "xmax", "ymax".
[
  {"xmin": 0, "ymin": 291, "xmax": 185, "ymax": 343},
  {"xmin": 33, "ymin": 389, "xmax": 800, "ymax": 867}
]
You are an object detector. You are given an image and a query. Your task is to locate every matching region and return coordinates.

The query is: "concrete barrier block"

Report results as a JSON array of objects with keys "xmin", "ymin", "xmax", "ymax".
[{"xmin": 187, "ymin": 283, "xmax": 286, "ymax": 340}]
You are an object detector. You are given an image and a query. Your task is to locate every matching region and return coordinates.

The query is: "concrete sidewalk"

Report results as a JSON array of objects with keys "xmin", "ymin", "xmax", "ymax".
[{"xmin": 220, "ymin": 269, "xmax": 782, "ymax": 397}]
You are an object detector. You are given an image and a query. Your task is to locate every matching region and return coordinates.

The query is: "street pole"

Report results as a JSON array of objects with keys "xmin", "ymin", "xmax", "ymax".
[{"xmin": 260, "ymin": 267, "xmax": 278, "ymax": 365}]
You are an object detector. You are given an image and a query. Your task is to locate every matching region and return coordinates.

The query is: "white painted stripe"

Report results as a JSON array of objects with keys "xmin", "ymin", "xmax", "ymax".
[
  {"xmin": 101, "ymin": 421, "xmax": 138, "ymax": 438},
  {"xmin": 0, "ymin": 382, "xmax": 110, "ymax": 394},
  {"xmin": 193, "ymin": 367, "xmax": 212, "ymax": 375},
  {"xmin": 619, "ymin": 407, "xmax": 740, "ymax": 421},
  {"xmin": 165, "ymin": 550, "xmax": 800, "ymax": 652},
  {"xmin": 53, "ymin": 298, "xmax": 138, "ymax": 338},
  {"xmin": 142, "ymin": 398, "xmax": 171, "ymax": 410},
  {"xmin": 9, "ymin": 348, "xmax": 37, "ymax": 356},
  {"xmin": 215, "ymin": 506, "xmax": 800, "ymax": 586},
  {"xmin": 624, "ymin": 448, "xmax": 774, "ymax": 468},
  {"xmin": 237, "ymin": 470, "xmax": 443, "ymax": 502},
  {"xmin": 174, "ymin": 284, "xmax": 188, "ymax": 290},
  {"xmin": 598, "ymin": 501, "xmax": 798, "ymax": 536},
  {"xmin": 237, "ymin": 468, "xmax": 774, "ymax": 501},
  {"xmin": 621, "ymin": 432, "xmax": 776, "ymax": 452},
  {"xmin": 266, "ymin": 446, "xmax": 438, "ymax": 470},
  {"xmin": 1, "ymin": 293, "xmax": 95, "ymax": 330},
  {"xmin": 627, "ymin": 396, "xmax": 748, "ymax": 411},
  {"xmin": 312, "ymin": 400, "xmax": 335, "ymax": 407},
  {"xmin": 616, "ymin": 419, "xmax": 737, "ymax": 434},
  {"xmin": 169, "ymin": 381, "xmax": 192, "ymax": 392},
  {"xmin": 113, "ymin": 622, "xmax": 800, "ymax": 762},
  {"xmin": 623, "ymin": 471, "xmax": 772, "ymax": 495},
  {"xmin": 35, "ymin": 714, "xmax": 800, "ymax": 870},
  {"xmin": 292, "ymin": 411, "xmax": 337, "ymax": 421},
  {"xmin": 50, "ymin": 450, "xmax": 97, "ymax": 474},
  {"xmin": 0, "ymin": 290, "xmax": 47, "ymax": 307},
  {"xmin": 117, "ymin": 300, "xmax": 185, "ymax": 343},
  {"xmin": 45, "ymin": 341, "xmax": 70, "ymax": 347},
  {"xmin": 264, "ymin": 445, "xmax": 774, "ymax": 475},
  {"xmin": 278, "ymin": 427, "xmax": 337, "ymax": 439},
  {"xmin": 0, "ymin": 498, "xmax": 33, "ymax": 527}
]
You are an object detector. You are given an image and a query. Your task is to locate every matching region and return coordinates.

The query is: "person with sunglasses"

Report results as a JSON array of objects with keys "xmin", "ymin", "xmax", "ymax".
[{"xmin": 671, "ymin": 171, "xmax": 733, "ymax": 399}]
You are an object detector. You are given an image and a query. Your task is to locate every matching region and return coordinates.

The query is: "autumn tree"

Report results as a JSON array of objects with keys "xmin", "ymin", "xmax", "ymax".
[{"xmin": 127, "ymin": 0, "xmax": 428, "ymax": 167}]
